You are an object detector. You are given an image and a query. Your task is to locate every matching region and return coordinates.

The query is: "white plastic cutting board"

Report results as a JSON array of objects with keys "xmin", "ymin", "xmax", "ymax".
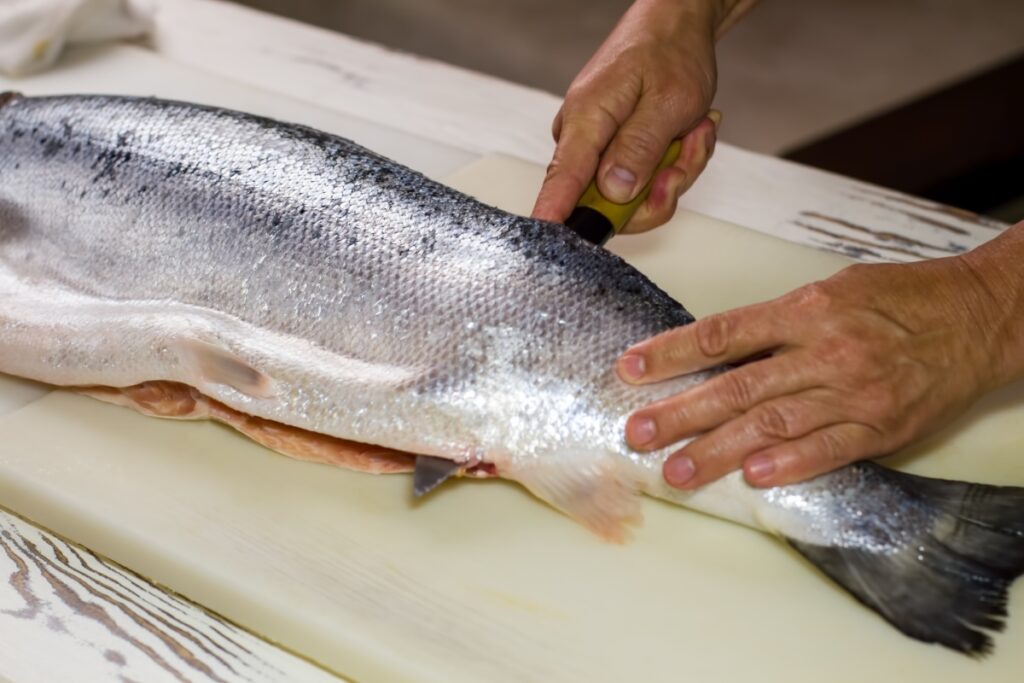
[{"xmin": 1, "ymin": 151, "xmax": 1022, "ymax": 683}]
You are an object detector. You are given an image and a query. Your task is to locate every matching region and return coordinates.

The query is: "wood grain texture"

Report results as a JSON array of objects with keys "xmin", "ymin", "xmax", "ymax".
[
  {"xmin": 148, "ymin": 0, "xmax": 1010, "ymax": 264},
  {"xmin": 0, "ymin": 507, "xmax": 345, "ymax": 683}
]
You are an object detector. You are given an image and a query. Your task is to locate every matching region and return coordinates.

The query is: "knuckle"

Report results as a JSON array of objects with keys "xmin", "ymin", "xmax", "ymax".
[
  {"xmin": 614, "ymin": 127, "xmax": 663, "ymax": 166},
  {"xmin": 560, "ymin": 107, "xmax": 603, "ymax": 130},
  {"xmin": 645, "ymin": 85, "xmax": 685, "ymax": 115},
  {"xmin": 542, "ymin": 157, "xmax": 564, "ymax": 181},
  {"xmin": 816, "ymin": 336, "xmax": 853, "ymax": 366},
  {"xmin": 665, "ymin": 400, "xmax": 694, "ymax": 433},
  {"xmin": 866, "ymin": 387, "xmax": 902, "ymax": 432},
  {"xmin": 669, "ymin": 171, "xmax": 694, "ymax": 199},
  {"xmin": 817, "ymin": 333, "xmax": 871, "ymax": 370},
  {"xmin": 562, "ymin": 82, "xmax": 594, "ymax": 106},
  {"xmin": 657, "ymin": 329, "xmax": 693, "ymax": 367},
  {"xmin": 695, "ymin": 314, "xmax": 730, "ymax": 358},
  {"xmin": 542, "ymin": 155, "xmax": 587, "ymax": 188},
  {"xmin": 720, "ymin": 371, "xmax": 755, "ymax": 412},
  {"xmin": 862, "ymin": 380, "xmax": 896, "ymax": 409},
  {"xmin": 818, "ymin": 429, "xmax": 850, "ymax": 467},
  {"xmin": 754, "ymin": 403, "xmax": 796, "ymax": 439},
  {"xmin": 562, "ymin": 94, "xmax": 626, "ymax": 133},
  {"xmin": 551, "ymin": 111, "xmax": 564, "ymax": 141},
  {"xmin": 644, "ymin": 197, "xmax": 677, "ymax": 228},
  {"xmin": 542, "ymin": 159, "xmax": 559, "ymax": 180},
  {"xmin": 790, "ymin": 281, "xmax": 834, "ymax": 313},
  {"xmin": 876, "ymin": 414, "xmax": 902, "ymax": 437},
  {"xmin": 841, "ymin": 262, "xmax": 874, "ymax": 282},
  {"xmin": 559, "ymin": 112, "xmax": 619, "ymax": 151}
]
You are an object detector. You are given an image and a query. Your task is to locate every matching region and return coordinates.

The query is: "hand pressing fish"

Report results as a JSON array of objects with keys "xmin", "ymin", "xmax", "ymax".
[{"xmin": 1, "ymin": 92, "xmax": 1022, "ymax": 656}]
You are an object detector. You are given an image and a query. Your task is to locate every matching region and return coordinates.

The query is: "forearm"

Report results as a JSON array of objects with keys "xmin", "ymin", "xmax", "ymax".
[
  {"xmin": 961, "ymin": 221, "xmax": 1024, "ymax": 389},
  {"xmin": 628, "ymin": 0, "xmax": 760, "ymax": 42},
  {"xmin": 708, "ymin": 0, "xmax": 761, "ymax": 38}
]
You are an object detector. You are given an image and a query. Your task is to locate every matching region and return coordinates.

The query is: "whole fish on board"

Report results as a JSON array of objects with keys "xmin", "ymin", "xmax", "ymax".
[{"xmin": 1, "ymin": 92, "xmax": 1022, "ymax": 656}]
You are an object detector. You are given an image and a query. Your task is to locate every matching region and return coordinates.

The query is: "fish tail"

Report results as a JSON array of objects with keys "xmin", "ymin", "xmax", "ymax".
[{"xmin": 786, "ymin": 464, "xmax": 1024, "ymax": 656}]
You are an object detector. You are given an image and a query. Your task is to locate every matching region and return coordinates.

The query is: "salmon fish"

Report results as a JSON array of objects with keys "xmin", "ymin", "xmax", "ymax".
[{"xmin": 1, "ymin": 92, "xmax": 1022, "ymax": 655}]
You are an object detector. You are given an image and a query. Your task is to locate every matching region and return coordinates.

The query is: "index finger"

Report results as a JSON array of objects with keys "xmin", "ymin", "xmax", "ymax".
[
  {"xmin": 531, "ymin": 110, "xmax": 619, "ymax": 224},
  {"xmin": 617, "ymin": 300, "xmax": 791, "ymax": 384}
]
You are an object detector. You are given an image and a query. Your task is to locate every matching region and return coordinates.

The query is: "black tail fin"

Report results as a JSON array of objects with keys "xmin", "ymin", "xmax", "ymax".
[{"xmin": 787, "ymin": 464, "xmax": 1024, "ymax": 656}]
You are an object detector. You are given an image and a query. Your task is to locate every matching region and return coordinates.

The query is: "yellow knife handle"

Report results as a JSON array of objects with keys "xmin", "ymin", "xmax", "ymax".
[{"xmin": 565, "ymin": 139, "xmax": 682, "ymax": 245}]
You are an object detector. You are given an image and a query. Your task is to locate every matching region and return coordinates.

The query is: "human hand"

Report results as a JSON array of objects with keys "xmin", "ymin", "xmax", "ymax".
[
  {"xmin": 532, "ymin": 0, "xmax": 743, "ymax": 233},
  {"xmin": 617, "ymin": 245, "xmax": 1024, "ymax": 489}
]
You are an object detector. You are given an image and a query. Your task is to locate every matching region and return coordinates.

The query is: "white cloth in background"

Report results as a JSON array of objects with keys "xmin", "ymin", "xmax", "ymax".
[{"xmin": 0, "ymin": 0, "xmax": 155, "ymax": 76}]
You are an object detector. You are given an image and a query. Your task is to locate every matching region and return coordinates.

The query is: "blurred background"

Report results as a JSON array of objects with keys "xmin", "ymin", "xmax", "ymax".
[{"xmin": 231, "ymin": 0, "xmax": 1023, "ymax": 220}]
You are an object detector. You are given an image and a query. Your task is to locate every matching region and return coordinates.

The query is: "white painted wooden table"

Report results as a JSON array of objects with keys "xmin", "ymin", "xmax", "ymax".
[{"xmin": 0, "ymin": 0, "xmax": 1012, "ymax": 680}]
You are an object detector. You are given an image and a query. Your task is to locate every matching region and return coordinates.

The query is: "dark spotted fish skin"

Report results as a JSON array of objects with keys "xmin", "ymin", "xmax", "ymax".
[{"xmin": 1, "ymin": 94, "xmax": 1022, "ymax": 656}]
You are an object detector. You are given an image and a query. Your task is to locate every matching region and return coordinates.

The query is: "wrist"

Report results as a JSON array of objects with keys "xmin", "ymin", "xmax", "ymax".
[
  {"xmin": 959, "ymin": 222, "xmax": 1024, "ymax": 390},
  {"xmin": 630, "ymin": 0, "xmax": 719, "ymax": 43}
]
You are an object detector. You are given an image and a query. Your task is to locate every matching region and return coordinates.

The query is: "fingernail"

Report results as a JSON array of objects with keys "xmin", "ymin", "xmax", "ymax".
[
  {"xmin": 745, "ymin": 454, "xmax": 775, "ymax": 482},
  {"xmin": 664, "ymin": 455, "xmax": 696, "ymax": 487},
  {"xmin": 628, "ymin": 417, "xmax": 657, "ymax": 447},
  {"xmin": 603, "ymin": 166, "xmax": 637, "ymax": 203},
  {"xmin": 707, "ymin": 109, "xmax": 723, "ymax": 127},
  {"xmin": 618, "ymin": 354, "xmax": 646, "ymax": 380}
]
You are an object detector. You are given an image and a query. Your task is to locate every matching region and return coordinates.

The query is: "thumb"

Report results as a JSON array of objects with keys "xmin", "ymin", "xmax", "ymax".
[{"xmin": 597, "ymin": 97, "xmax": 703, "ymax": 204}]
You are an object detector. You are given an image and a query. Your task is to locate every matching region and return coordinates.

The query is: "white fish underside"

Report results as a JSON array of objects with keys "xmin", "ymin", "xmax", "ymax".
[{"xmin": 2, "ymin": 93, "xmax": 1022, "ymax": 655}]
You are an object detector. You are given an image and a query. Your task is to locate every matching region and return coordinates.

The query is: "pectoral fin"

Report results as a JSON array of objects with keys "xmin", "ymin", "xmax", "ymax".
[
  {"xmin": 174, "ymin": 338, "xmax": 276, "ymax": 399},
  {"xmin": 507, "ymin": 451, "xmax": 643, "ymax": 543}
]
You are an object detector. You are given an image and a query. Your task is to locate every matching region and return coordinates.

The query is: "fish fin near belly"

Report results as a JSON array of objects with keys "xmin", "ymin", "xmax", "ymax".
[
  {"xmin": 80, "ymin": 382, "xmax": 209, "ymax": 418},
  {"xmin": 507, "ymin": 451, "xmax": 643, "ymax": 544},
  {"xmin": 79, "ymin": 382, "xmax": 417, "ymax": 474},
  {"xmin": 785, "ymin": 464, "xmax": 1024, "ymax": 657},
  {"xmin": 172, "ymin": 338, "xmax": 277, "ymax": 399}
]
